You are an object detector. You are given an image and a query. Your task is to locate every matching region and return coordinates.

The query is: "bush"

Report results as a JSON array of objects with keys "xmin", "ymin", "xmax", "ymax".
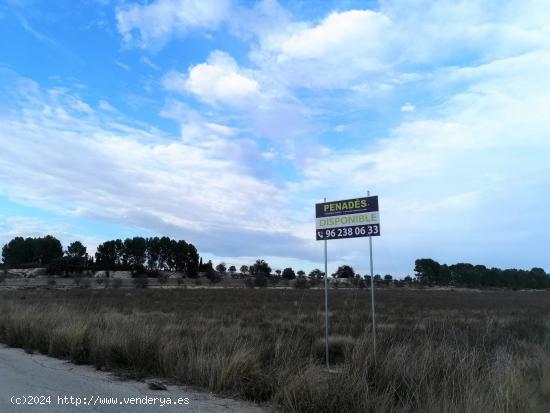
[
  {"xmin": 46, "ymin": 278, "xmax": 57, "ymax": 287},
  {"xmin": 244, "ymin": 277, "xmax": 255, "ymax": 288},
  {"xmin": 112, "ymin": 278, "xmax": 123, "ymax": 289},
  {"xmin": 254, "ymin": 273, "xmax": 268, "ymax": 288},
  {"xmin": 294, "ymin": 277, "xmax": 310, "ymax": 289}
]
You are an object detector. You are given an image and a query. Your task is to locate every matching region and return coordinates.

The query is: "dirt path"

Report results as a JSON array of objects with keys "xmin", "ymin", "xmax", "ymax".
[{"xmin": 0, "ymin": 346, "xmax": 267, "ymax": 413}]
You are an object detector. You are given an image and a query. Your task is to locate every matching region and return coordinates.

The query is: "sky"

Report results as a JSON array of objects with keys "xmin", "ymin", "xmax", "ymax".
[{"xmin": 0, "ymin": 0, "xmax": 549, "ymax": 276}]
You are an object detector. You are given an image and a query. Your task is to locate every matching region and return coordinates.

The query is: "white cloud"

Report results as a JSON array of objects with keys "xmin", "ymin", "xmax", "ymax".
[
  {"xmin": 278, "ymin": 10, "xmax": 390, "ymax": 62},
  {"xmin": 0, "ymin": 71, "xmax": 318, "ymax": 261},
  {"xmin": 289, "ymin": 51, "xmax": 550, "ymax": 273},
  {"xmin": 115, "ymin": 61, "xmax": 130, "ymax": 71},
  {"xmin": 166, "ymin": 51, "xmax": 261, "ymax": 107},
  {"xmin": 141, "ymin": 56, "xmax": 160, "ymax": 71},
  {"xmin": 116, "ymin": 0, "xmax": 232, "ymax": 48},
  {"xmin": 162, "ymin": 70, "xmax": 187, "ymax": 94},
  {"xmin": 400, "ymin": 103, "xmax": 415, "ymax": 112}
]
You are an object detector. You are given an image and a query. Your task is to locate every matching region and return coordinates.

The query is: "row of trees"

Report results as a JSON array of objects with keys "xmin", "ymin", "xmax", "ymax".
[
  {"xmin": 1, "ymin": 235, "xmax": 201, "ymax": 277},
  {"xmin": 94, "ymin": 236, "xmax": 200, "ymax": 275},
  {"xmin": 3, "ymin": 236, "xmax": 548, "ymax": 289},
  {"xmin": 414, "ymin": 258, "xmax": 549, "ymax": 289},
  {"xmin": 1, "ymin": 236, "xmax": 64, "ymax": 267}
]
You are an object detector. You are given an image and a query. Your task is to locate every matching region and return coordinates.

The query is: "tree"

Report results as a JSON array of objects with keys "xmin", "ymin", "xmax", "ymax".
[
  {"xmin": 297, "ymin": 270, "xmax": 306, "ymax": 277},
  {"xmin": 250, "ymin": 259, "xmax": 271, "ymax": 276},
  {"xmin": 173, "ymin": 240, "xmax": 189, "ymax": 272},
  {"xmin": 124, "ymin": 237, "xmax": 147, "ymax": 271},
  {"xmin": 216, "ymin": 262, "xmax": 227, "ymax": 274},
  {"xmin": 414, "ymin": 258, "xmax": 441, "ymax": 285},
  {"xmin": 240, "ymin": 265, "xmax": 249, "ymax": 275},
  {"xmin": 309, "ymin": 269, "xmax": 324, "ymax": 278},
  {"xmin": 35, "ymin": 235, "xmax": 63, "ymax": 265},
  {"xmin": 67, "ymin": 241, "xmax": 86, "ymax": 259},
  {"xmin": 275, "ymin": 269, "xmax": 281, "ymax": 277},
  {"xmin": 332, "ymin": 265, "xmax": 355, "ymax": 278},
  {"xmin": 95, "ymin": 240, "xmax": 118, "ymax": 268},
  {"xmin": 158, "ymin": 236, "xmax": 174, "ymax": 270},
  {"xmin": 146, "ymin": 237, "xmax": 161, "ymax": 270},
  {"xmin": 384, "ymin": 274, "xmax": 393, "ymax": 283},
  {"xmin": 186, "ymin": 243, "xmax": 200, "ymax": 277},
  {"xmin": 228, "ymin": 265, "xmax": 236, "ymax": 275},
  {"xmin": 2, "ymin": 237, "xmax": 30, "ymax": 267},
  {"xmin": 282, "ymin": 267, "xmax": 296, "ymax": 280},
  {"xmin": 1, "ymin": 236, "xmax": 62, "ymax": 267}
]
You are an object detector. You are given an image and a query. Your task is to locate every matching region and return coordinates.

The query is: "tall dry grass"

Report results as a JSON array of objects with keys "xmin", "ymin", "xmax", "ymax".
[{"xmin": 0, "ymin": 288, "xmax": 549, "ymax": 412}]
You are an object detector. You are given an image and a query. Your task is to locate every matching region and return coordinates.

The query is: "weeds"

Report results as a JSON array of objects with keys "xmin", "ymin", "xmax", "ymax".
[{"xmin": 0, "ymin": 289, "xmax": 549, "ymax": 412}]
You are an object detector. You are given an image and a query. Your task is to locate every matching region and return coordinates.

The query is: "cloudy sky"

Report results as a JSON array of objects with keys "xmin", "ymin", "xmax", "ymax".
[{"xmin": 0, "ymin": 0, "xmax": 549, "ymax": 276}]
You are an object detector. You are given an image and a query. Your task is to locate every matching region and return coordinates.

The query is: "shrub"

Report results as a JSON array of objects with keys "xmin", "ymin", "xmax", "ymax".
[
  {"xmin": 294, "ymin": 277, "xmax": 310, "ymax": 289},
  {"xmin": 112, "ymin": 278, "xmax": 123, "ymax": 289},
  {"xmin": 254, "ymin": 273, "xmax": 268, "ymax": 288}
]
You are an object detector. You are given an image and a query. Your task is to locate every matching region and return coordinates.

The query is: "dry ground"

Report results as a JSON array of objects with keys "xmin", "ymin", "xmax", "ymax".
[{"xmin": 1, "ymin": 288, "xmax": 549, "ymax": 412}]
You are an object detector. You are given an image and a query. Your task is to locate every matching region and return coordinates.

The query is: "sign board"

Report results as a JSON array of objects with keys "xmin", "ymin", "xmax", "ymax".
[{"xmin": 316, "ymin": 196, "xmax": 380, "ymax": 240}]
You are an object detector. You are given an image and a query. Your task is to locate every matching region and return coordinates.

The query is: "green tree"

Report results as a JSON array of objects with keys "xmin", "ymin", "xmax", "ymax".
[
  {"xmin": 282, "ymin": 267, "xmax": 296, "ymax": 280},
  {"xmin": 332, "ymin": 265, "xmax": 355, "ymax": 278},
  {"xmin": 146, "ymin": 237, "xmax": 161, "ymax": 269},
  {"xmin": 250, "ymin": 259, "xmax": 271, "ymax": 276},
  {"xmin": 414, "ymin": 258, "xmax": 442, "ymax": 285},
  {"xmin": 309, "ymin": 268, "xmax": 324, "ymax": 278},
  {"xmin": 216, "ymin": 262, "xmax": 227, "ymax": 274},
  {"xmin": 67, "ymin": 241, "xmax": 87, "ymax": 259},
  {"xmin": 2, "ymin": 236, "xmax": 63, "ymax": 267},
  {"xmin": 95, "ymin": 240, "xmax": 118, "ymax": 268},
  {"xmin": 124, "ymin": 237, "xmax": 147, "ymax": 271},
  {"xmin": 186, "ymin": 243, "xmax": 200, "ymax": 277},
  {"xmin": 173, "ymin": 240, "xmax": 189, "ymax": 272},
  {"xmin": 240, "ymin": 265, "xmax": 249, "ymax": 275},
  {"xmin": 297, "ymin": 270, "xmax": 306, "ymax": 277}
]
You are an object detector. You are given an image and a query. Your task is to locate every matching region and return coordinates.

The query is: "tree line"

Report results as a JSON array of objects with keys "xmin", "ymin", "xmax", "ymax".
[
  {"xmin": 2, "ymin": 236, "xmax": 548, "ymax": 289},
  {"xmin": 1, "ymin": 235, "xmax": 201, "ymax": 277},
  {"xmin": 414, "ymin": 258, "xmax": 549, "ymax": 289}
]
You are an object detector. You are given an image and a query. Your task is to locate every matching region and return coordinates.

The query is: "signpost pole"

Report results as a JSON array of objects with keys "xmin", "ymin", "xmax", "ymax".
[
  {"xmin": 324, "ymin": 197, "xmax": 330, "ymax": 371},
  {"xmin": 368, "ymin": 190, "xmax": 376, "ymax": 362}
]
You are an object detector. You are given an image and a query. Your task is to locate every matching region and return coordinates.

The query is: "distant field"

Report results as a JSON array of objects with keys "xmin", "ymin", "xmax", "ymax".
[{"xmin": 1, "ymin": 288, "xmax": 549, "ymax": 412}]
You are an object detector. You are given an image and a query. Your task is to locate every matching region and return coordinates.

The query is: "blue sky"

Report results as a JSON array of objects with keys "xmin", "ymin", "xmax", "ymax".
[{"xmin": 0, "ymin": 0, "xmax": 549, "ymax": 276}]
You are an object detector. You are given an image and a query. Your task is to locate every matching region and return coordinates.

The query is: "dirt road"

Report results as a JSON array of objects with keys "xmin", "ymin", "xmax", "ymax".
[{"xmin": 0, "ymin": 346, "xmax": 266, "ymax": 413}]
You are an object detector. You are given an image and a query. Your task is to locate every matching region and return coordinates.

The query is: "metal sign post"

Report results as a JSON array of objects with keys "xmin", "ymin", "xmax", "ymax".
[
  {"xmin": 368, "ymin": 190, "xmax": 376, "ymax": 362},
  {"xmin": 323, "ymin": 197, "xmax": 329, "ymax": 371},
  {"xmin": 315, "ymin": 194, "xmax": 381, "ymax": 370}
]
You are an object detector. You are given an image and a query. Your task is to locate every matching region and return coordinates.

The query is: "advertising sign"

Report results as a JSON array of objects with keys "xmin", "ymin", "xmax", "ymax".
[{"xmin": 316, "ymin": 196, "xmax": 380, "ymax": 240}]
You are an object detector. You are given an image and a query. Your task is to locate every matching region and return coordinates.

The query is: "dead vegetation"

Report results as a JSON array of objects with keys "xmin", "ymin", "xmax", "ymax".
[{"xmin": 0, "ymin": 288, "xmax": 549, "ymax": 412}]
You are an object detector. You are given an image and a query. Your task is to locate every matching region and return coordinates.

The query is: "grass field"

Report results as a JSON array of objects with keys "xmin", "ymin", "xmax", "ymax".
[{"xmin": 1, "ymin": 287, "xmax": 549, "ymax": 412}]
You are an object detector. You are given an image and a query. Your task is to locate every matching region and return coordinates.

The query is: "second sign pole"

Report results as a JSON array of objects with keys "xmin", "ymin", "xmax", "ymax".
[
  {"xmin": 368, "ymin": 190, "xmax": 376, "ymax": 363},
  {"xmin": 324, "ymin": 197, "xmax": 330, "ymax": 371}
]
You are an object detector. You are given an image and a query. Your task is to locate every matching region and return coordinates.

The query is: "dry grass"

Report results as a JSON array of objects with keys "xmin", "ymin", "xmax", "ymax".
[{"xmin": 1, "ymin": 288, "xmax": 550, "ymax": 412}]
